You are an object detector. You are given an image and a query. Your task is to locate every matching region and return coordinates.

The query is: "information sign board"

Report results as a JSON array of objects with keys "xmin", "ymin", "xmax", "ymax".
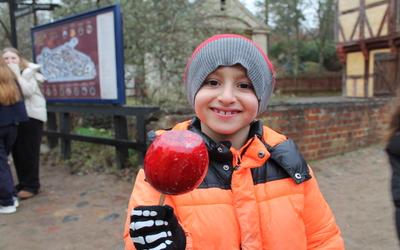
[{"xmin": 30, "ymin": 4, "xmax": 125, "ymax": 104}]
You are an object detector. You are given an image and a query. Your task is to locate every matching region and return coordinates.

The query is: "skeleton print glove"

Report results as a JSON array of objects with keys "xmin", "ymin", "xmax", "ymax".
[{"xmin": 130, "ymin": 205, "xmax": 186, "ymax": 250}]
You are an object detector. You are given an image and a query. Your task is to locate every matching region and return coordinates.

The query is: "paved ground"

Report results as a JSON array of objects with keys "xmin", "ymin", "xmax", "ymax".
[
  {"xmin": 0, "ymin": 143, "xmax": 398, "ymax": 249},
  {"xmin": 0, "ymin": 153, "xmax": 132, "ymax": 250},
  {"xmin": 310, "ymin": 143, "xmax": 398, "ymax": 249}
]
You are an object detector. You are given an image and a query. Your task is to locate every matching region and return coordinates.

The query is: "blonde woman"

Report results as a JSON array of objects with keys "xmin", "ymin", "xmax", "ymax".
[
  {"xmin": 385, "ymin": 89, "xmax": 400, "ymax": 242},
  {"xmin": 0, "ymin": 56, "xmax": 28, "ymax": 213},
  {"xmin": 2, "ymin": 47, "xmax": 46, "ymax": 199}
]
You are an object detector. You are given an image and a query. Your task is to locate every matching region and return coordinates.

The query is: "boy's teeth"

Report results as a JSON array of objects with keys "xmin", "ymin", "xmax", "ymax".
[{"xmin": 216, "ymin": 110, "xmax": 234, "ymax": 115}]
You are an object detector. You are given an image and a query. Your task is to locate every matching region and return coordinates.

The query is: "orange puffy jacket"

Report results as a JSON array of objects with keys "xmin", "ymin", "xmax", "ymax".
[{"xmin": 124, "ymin": 118, "xmax": 344, "ymax": 250}]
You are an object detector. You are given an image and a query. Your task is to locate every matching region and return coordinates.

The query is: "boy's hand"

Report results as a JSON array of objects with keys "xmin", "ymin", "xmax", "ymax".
[{"xmin": 130, "ymin": 205, "xmax": 186, "ymax": 250}]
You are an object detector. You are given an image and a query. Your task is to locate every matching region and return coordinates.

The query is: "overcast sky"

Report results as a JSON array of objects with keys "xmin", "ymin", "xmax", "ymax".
[
  {"xmin": 240, "ymin": 0, "xmax": 319, "ymax": 29},
  {"xmin": 241, "ymin": 0, "xmax": 257, "ymax": 14}
]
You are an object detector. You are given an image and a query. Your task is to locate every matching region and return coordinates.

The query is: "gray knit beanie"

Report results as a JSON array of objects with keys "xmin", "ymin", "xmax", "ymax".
[{"xmin": 184, "ymin": 34, "xmax": 275, "ymax": 115}]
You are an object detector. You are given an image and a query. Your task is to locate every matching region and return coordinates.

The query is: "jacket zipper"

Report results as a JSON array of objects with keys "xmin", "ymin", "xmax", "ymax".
[{"xmin": 233, "ymin": 151, "xmax": 241, "ymax": 170}]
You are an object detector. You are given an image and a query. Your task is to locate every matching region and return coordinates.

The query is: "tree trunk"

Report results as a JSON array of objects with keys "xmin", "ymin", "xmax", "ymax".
[{"xmin": 318, "ymin": 39, "xmax": 325, "ymax": 71}]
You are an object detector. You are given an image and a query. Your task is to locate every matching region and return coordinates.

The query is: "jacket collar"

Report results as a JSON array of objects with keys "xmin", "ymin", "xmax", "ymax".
[{"xmin": 186, "ymin": 117, "xmax": 265, "ymax": 164}]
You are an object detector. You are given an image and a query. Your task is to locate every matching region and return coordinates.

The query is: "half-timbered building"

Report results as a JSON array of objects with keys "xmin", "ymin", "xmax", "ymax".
[{"xmin": 335, "ymin": 0, "xmax": 400, "ymax": 97}]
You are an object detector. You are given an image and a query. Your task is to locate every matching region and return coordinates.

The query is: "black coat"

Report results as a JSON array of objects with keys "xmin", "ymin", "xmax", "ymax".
[{"xmin": 386, "ymin": 129, "xmax": 400, "ymax": 241}]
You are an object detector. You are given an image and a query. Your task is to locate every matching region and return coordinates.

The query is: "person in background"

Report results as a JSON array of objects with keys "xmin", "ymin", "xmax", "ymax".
[
  {"xmin": 2, "ymin": 47, "xmax": 47, "ymax": 199},
  {"xmin": 123, "ymin": 34, "xmax": 344, "ymax": 249},
  {"xmin": 0, "ymin": 55, "xmax": 28, "ymax": 213},
  {"xmin": 385, "ymin": 88, "xmax": 400, "ymax": 242}
]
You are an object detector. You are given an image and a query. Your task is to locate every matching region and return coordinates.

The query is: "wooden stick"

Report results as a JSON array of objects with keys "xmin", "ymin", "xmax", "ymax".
[{"xmin": 158, "ymin": 193, "xmax": 166, "ymax": 206}]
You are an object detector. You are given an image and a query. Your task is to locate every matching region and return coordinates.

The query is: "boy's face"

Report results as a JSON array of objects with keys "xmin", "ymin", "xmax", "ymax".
[
  {"xmin": 2, "ymin": 51, "xmax": 20, "ymax": 65},
  {"xmin": 194, "ymin": 64, "xmax": 258, "ymax": 137}
]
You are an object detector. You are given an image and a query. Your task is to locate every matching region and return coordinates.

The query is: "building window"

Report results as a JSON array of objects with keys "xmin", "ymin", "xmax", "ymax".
[{"xmin": 221, "ymin": 0, "xmax": 226, "ymax": 11}]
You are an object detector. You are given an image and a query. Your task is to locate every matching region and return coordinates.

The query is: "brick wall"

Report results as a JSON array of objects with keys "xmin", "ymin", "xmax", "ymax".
[
  {"xmin": 257, "ymin": 98, "xmax": 392, "ymax": 161},
  {"xmin": 149, "ymin": 97, "xmax": 393, "ymax": 161}
]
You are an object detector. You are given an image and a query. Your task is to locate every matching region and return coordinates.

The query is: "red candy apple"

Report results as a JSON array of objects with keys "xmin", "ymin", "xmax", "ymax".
[{"xmin": 144, "ymin": 130, "xmax": 209, "ymax": 197}]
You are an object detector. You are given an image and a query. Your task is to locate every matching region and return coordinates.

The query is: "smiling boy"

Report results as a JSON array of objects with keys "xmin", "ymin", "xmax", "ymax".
[{"xmin": 124, "ymin": 34, "xmax": 344, "ymax": 250}]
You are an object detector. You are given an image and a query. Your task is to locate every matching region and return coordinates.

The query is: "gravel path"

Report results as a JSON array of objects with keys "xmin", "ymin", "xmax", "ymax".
[{"xmin": 311, "ymin": 143, "xmax": 398, "ymax": 249}]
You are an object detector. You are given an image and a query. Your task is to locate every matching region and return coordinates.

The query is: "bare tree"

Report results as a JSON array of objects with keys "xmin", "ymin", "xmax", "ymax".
[
  {"xmin": 0, "ymin": 1, "xmax": 59, "ymax": 58},
  {"xmin": 309, "ymin": 0, "xmax": 334, "ymax": 71},
  {"xmin": 255, "ymin": 0, "xmax": 307, "ymax": 76}
]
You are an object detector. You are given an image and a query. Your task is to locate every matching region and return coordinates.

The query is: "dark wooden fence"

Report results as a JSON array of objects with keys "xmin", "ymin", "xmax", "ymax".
[
  {"xmin": 43, "ymin": 104, "xmax": 159, "ymax": 169},
  {"xmin": 275, "ymin": 75, "xmax": 342, "ymax": 95}
]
